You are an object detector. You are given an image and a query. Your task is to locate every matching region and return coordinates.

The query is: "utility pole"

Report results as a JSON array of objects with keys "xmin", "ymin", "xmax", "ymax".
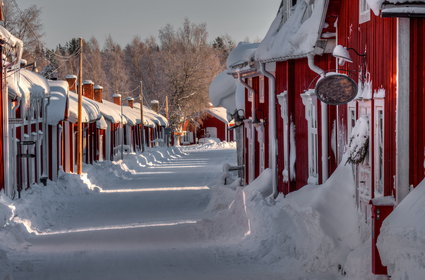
[
  {"xmin": 140, "ymin": 81, "xmax": 145, "ymax": 152},
  {"xmin": 165, "ymin": 95, "xmax": 169, "ymax": 120},
  {"xmin": 77, "ymin": 38, "xmax": 83, "ymax": 174}
]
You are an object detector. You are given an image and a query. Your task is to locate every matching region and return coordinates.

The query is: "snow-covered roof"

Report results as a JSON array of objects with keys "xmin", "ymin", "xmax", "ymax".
[
  {"xmin": 68, "ymin": 91, "xmax": 101, "ymax": 123},
  {"xmin": 96, "ymin": 116, "xmax": 108, "ymax": 129},
  {"xmin": 8, "ymin": 69, "xmax": 50, "ymax": 112},
  {"xmin": 89, "ymin": 99, "xmax": 125, "ymax": 125},
  {"xmin": 134, "ymin": 102, "xmax": 169, "ymax": 127},
  {"xmin": 367, "ymin": 0, "xmax": 425, "ymax": 15},
  {"xmin": 226, "ymin": 42, "xmax": 260, "ymax": 69},
  {"xmin": 83, "ymin": 80, "xmax": 94, "ymax": 85},
  {"xmin": 206, "ymin": 107, "xmax": 229, "ymax": 123},
  {"xmin": 46, "ymin": 80, "xmax": 69, "ymax": 125},
  {"xmin": 255, "ymin": 0, "xmax": 328, "ymax": 63},
  {"xmin": 209, "ymin": 71, "xmax": 237, "ymax": 113},
  {"xmin": 94, "ymin": 85, "xmax": 103, "ymax": 90},
  {"xmin": 0, "ymin": 26, "xmax": 23, "ymax": 68}
]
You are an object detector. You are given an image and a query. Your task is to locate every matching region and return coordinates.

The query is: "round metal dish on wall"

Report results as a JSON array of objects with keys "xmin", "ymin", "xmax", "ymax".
[{"xmin": 315, "ymin": 74, "xmax": 358, "ymax": 105}]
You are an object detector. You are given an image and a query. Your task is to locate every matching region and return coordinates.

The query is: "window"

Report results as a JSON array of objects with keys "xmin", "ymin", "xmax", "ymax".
[
  {"xmin": 347, "ymin": 101, "xmax": 357, "ymax": 139},
  {"xmin": 359, "ymin": 0, "xmax": 371, "ymax": 24},
  {"xmin": 374, "ymin": 100, "xmax": 385, "ymax": 197},
  {"xmin": 301, "ymin": 90, "xmax": 318, "ymax": 184},
  {"xmin": 206, "ymin": 127, "xmax": 217, "ymax": 138}
]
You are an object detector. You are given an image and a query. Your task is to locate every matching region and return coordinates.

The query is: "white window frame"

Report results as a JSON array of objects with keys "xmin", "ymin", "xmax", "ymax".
[
  {"xmin": 359, "ymin": 0, "xmax": 371, "ymax": 24},
  {"xmin": 347, "ymin": 101, "xmax": 357, "ymax": 139},
  {"xmin": 374, "ymin": 99, "xmax": 385, "ymax": 198},
  {"xmin": 277, "ymin": 91, "xmax": 290, "ymax": 182},
  {"xmin": 301, "ymin": 89, "xmax": 319, "ymax": 185},
  {"xmin": 256, "ymin": 123, "xmax": 265, "ymax": 173},
  {"xmin": 259, "ymin": 76, "xmax": 265, "ymax": 104}
]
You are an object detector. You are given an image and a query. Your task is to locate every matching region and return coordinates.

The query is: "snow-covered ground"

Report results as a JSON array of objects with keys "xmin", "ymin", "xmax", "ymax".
[
  {"xmin": 0, "ymin": 143, "xmax": 421, "ymax": 280},
  {"xmin": 0, "ymin": 144, "xmax": 288, "ymax": 280}
]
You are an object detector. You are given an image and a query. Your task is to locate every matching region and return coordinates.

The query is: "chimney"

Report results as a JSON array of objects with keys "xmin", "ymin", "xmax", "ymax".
[
  {"xmin": 94, "ymin": 85, "xmax": 103, "ymax": 103},
  {"xmin": 112, "ymin": 93, "xmax": 122, "ymax": 106},
  {"xmin": 65, "ymin": 74, "xmax": 77, "ymax": 91},
  {"xmin": 151, "ymin": 100, "xmax": 160, "ymax": 113},
  {"xmin": 82, "ymin": 80, "xmax": 94, "ymax": 99},
  {"xmin": 127, "ymin": 97, "xmax": 134, "ymax": 108}
]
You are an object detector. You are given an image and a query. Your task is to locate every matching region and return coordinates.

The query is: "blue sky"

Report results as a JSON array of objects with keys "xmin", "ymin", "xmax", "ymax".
[{"xmin": 18, "ymin": 0, "xmax": 281, "ymax": 48}]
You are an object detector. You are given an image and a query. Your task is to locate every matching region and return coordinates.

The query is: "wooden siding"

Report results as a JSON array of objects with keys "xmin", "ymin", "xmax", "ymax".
[
  {"xmin": 410, "ymin": 19, "xmax": 425, "ymax": 187},
  {"xmin": 338, "ymin": 0, "xmax": 398, "ymax": 197}
]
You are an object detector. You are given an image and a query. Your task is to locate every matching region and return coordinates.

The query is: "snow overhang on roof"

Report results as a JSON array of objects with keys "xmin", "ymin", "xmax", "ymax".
[
  {"xmin": 207, "ymin": 107, "xmax": 229, "ymax": 123},
  {"xmin": 255, "ymin": 0, "xmax": 329, "ymax": 63},
  {"xmin": 46, "ymin": 80, "xmax": 69, "ymax": 125},
  {"xmin": 92, "ymin": 99, "xmax": 125, "ymax": 125},
  {"xmin": 133, "ymin": 103, "xmax": 167, "ymax": 127},
  {"xmin": 8, "ymin": 69, "xmax": 50, "ymax": 108},
  {"xmin": 209, "ymin": 71, "xmax": 237, "ymax": 113},
  {"xmin": 367, "ymin": 0, "xmax": 425, "ymax": 16},
  {"xmin": 0, "ymin": 25, "xmax": 23, "ymax": 68},
  {"xmin": 227, "ymin": 42, "xmax": 260, "ymax": 70},
  {"xmin": 68, "ymin": 91, "xmax": 101, "ymax": 123}
]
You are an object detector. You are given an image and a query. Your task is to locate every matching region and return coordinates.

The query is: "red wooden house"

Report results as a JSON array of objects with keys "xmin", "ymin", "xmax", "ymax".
[
  {"xmin": 218, "ymin": 0, "xmax": 425, "ymax": 276},
  {"xmin": 197, "ymin": 107, "xmax": 232, "ymax": 142},
  {"xmin": 334, "ymin": 0, "xmax": 425, "ymax": 275}
]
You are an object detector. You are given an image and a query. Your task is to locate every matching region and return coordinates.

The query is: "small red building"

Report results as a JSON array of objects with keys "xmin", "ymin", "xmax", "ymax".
[{"xmin": 197, "ymin": 107, "xmax": 232, "ymax": 142}]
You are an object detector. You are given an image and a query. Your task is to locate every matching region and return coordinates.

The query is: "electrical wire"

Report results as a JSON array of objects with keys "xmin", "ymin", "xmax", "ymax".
[{"xmin": 9, "ymin": 0, "xmax": 81, "ymax": 62}]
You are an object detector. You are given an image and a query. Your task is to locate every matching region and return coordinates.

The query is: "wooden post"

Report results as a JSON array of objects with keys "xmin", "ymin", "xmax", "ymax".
[
  {"xmin": 140, "ymin": 81, "xmax": 145, "ymax": 152},
  {"xmin": 77, "ymin": 38, "xmax": 83, "ymax": 174},
  {"xmin": 165, "ymin": 95, "xmax": 169, "ymax": 120}
]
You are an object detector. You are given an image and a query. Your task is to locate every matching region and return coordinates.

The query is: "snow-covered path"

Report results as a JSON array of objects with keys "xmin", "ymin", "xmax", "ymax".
[{"xmin": 7, "ymin": 148, "xmax": 286, "ymax": 280}]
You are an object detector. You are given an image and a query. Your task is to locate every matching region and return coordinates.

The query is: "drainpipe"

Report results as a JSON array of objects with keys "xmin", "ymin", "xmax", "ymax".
[
  {"xmin": 8, "ymin": 99, "xmax": 20, "ymax": 196},
  {"xmin": 396, "ymin": 18, "xmax": 410, "ymax": 204},
  {"xmin": 308, "ymin": 54, "xmax": 328, "ymax": 183},
  {"xmin": 259, "ymin": 63, "xmax": 278, "ymax": 199},
  {"xmin": 42, "ymin": 94, "xmax": 51, "ymax": 181},
  {"xmin": 238, "ymin": 72, "xmax": 256, "ymax": 184}
]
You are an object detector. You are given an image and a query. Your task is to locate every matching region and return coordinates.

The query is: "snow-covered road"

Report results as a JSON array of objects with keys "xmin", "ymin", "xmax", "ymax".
[{"xmin": 6, "ymin": 147, "xmax": 286, "ymax": 280}]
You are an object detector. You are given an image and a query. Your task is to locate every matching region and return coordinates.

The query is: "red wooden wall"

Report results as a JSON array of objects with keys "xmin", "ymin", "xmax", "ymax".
[
  {"xmin": 338, "ymin": 0, "xmax": 398, "ymax": 197},
  {"xmin": 197, "ymin": 114, "xmax": 227, "ymax": 142},
  {"xmin": 410, "ymin": 19, "xmax": 425, "ymax": 187},
  {"xmin": 275, "ymin": 54, "xmax": 335, "ymax": 194}
]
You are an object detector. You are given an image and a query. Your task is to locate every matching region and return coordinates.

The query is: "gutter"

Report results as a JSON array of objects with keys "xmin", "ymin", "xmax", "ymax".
[
  {"xmin": 395, "ymin": 18, "xmax": 410, "ymax": 204},
  {"xmin": 307, "ymin": 54, "xmax": 328, "ymax": 183},
  {"xmin": 259, "ymin": 63, "xmax": 278, "ymax": 199}
]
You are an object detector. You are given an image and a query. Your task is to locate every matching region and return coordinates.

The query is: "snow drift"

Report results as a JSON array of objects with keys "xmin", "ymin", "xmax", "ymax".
[
  {"xmin": 377, "ymin": 178, "xmax": 425, "ymax": 280},
  {"xmin": 206, "ymin": 154, "xmax": 363, "ymax": 278}
]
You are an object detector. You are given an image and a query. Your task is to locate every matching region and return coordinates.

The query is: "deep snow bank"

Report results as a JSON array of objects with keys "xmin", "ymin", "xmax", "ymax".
[
  {"xmin": 377, "ymin": 178, "xmax": 425, "ymax": 280},
  {"xmin": 184, "ymin": 139, "xmax": 236, "ymax": 151},
  {"xmin": 206, "ymin": 156, "xmax": 363, "ymax": 278}
]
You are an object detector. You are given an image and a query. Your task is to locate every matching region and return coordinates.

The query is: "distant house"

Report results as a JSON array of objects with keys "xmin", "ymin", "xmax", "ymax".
[{"xmin": 197, "ymin": 107, "xmax": 232, "ymax": 142}]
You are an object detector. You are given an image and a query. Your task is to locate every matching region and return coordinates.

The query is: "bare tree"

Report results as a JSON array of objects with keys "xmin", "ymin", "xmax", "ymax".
[
  {"xmin": 155, "ymin": 18, "xmax": 223, "ymax": 128},
  {"xmin": 102, "ymin": 35, "xmax": 130, "ymax": 99},
  {"xmin": 2, "ymin": 1, "xmax": 46, "ymax": 69}
]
